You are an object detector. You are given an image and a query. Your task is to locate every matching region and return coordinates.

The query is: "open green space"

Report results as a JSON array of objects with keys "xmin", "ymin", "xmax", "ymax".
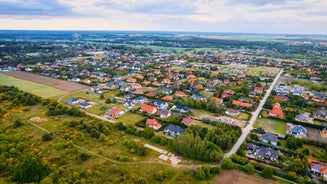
[
  {"xmin": 237, "ymin": 113, "xmax": 250, "ymax": 120},
  {"xmin": 1, "ymin": 102, "xmax": 204, "ymax": 183},
  {"xmin": 254, "ymin": 117, "xmax": 287, "ymax": 135},
  {"xmin": 0, "ymin": 73, "xmax": 67, "ymax": 98},
  {"xmin": 116, "ymin": 112, "xmax": 146, "ymax": 126}
]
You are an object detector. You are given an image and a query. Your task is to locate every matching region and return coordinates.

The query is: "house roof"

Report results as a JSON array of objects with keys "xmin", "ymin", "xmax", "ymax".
[
  {"xmin": 291, "ymin": 125, "xmax": 307, "ymax": 135},
  {"xmin": 146, "ymin": 119, "xmax": 161, "ymax": 129},
  {"xmin": 140, "ymin": 104, "xmax": 156, "ymax": 113},
  {"xmin": 270, "ymin": 108, "xmax": 283, "ymax": 116},
  {"xmin": 162, "ymin": 95, "xmax": 173, "ymax": 101},
  {"xmin": 232, "ymin": 100, "xmax": 253, "ymax": 108},
  {"xmin": 262, "ymin": 132, "xmax": 278, "ymax": 143},
  {"xmin": 163, "ymin": 124, "xmax": 184, "ymax": 134},
  {"xmin": 175, "ymin": 91, "xmax": 186, "ymax": 96},
  {"xmin": 310, "ymin": 160, "xmax": 327, "ymax": 175},
  {"xmin": 106, "ymin": 107, "xmax": 122, "ymax": 116},
  {"xmin": 181, "ymin": 117, "xmax": 193, "ymax": 125},
  {"xmin": 212, "ymin": 97, "xmax": 223, "ymax": 104}
]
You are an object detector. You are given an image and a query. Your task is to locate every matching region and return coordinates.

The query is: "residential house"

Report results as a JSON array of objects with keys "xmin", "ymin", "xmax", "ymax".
[
  {"xmin": 225, "ymin": 108, "xmax": 240, "ymax": 116},
  {"xmin": 290, "ymin": 125, "xmax": 307, "ymax": 138},
  {"xmin": 154, "ymin": 99, "xmax": 168, "ymax": 109},
  {"xmin": 162, "ymin": 87, "xmax": 172, "ymax": 95},
  {"xmin": 132, "ymin": 96, "xmax": 148, "ymax": 105},
  {"xmin": 224, "ymin": 89, "xmax": 235, "ymax": 95},
  {"xmin": 171, "ymin": 104, "xmax": 190, "ymax": 113},
  {"xmin": 146, "ymin": 119, "xmax": 162, "ymax": 130},
  {"xmin": 191, "ymin": 93, "xmax": 205, "ymax": 101},
  {"xmin": 273, "ymin": 95, "xmax": 288, "ymax": 101},
  {"xmin": 232, "ymin": 100, "xmax": 253, "ymax": 108},
  {"xmin": 104, "ymin": 82, "xmax": 117, "ymax": 90},
  {"xmin": 158, "ymin": 109, "xmax": 171, "ymax": 118},
  {"xmin": 175, "ymin": 91, "xmax": 186, "ymax": 97},
  {"xmin": 261, "ymin": 132, "xmax": 278, "ymax": 145},
  {"xmin": 255, "ymin": 146, "xmax": 278, "ymax": 161},
  {"xmin": 309, "ymin": 160, "xmax": 327, "ymax": 179},
  {"xmin": 133, "ymin": 89, "xmax": 144, "ymax": 95},
  {"xmin": 181, "ymin": 117, "xmax": 193, "ymax": 126},
  {"xmin": 123, "ymin": 100, "xmax": 134, "ymax": 109},
  {"xmin": 212, "ymin": 97, "xmax": 223, "ymax": 104},
  {"xmin": 131, "ymin": 83, "xmax": 142, "ymax": 89},
  {"xmin": 161, "ymin": 95, "xmax": 173, "ymax": 101},
  {"xmin": 120, "ymin": 86, "xmax": 131, "ymax": 92},
  {"xmin": 80, "ymin": 102, "xmax": 92, "ymax": 109},
  {"xmin": 162, "ymin": 124, "xmax": 184, "ymax": 137},
  {"xmin": 246, "ymin": 143, "xmax": 257, "ymax": 151},
  {"xmin": 272, "ymin": 102, "xmax": 281, "ymax": 109},
  {"xmin": 295, "ymin": 113, "xmax": 313, "ymax": 123},
  {"xmin": 65, "ymin": 97, "xmax": 80, "ymax": 105},
  {"xmin": 254, "ymin": 87, "xmax": 263, "ymax": 93},
  {"xmin": 313, "ymin": 110, "xmax": 327, "ymax": 120},
  {"xmin": 269, "ymin": 108, "xmax": 283, "ymax": 118},
  {"xmin": 106, "ymin": 107, "xmax": 124, "ymax": 118},
  {"xmin": 140, "ymin": 104, "xmax": 157, "ymax": 114}
]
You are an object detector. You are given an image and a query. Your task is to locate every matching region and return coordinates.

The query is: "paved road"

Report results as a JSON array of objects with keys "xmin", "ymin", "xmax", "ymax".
[{"xmin": 224, "ymin": 69, "xmax": 284, "ymax": 158}]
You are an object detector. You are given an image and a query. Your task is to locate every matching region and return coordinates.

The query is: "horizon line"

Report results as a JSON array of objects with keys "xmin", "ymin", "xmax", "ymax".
[{"xmin": 1, "ymin": 29, "xmax": 327, "ymax": 36}]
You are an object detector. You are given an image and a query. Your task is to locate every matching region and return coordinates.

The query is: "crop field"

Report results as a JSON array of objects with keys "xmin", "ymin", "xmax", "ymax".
[
  {"xmin": 4, "ymin": 71, "xmax": 89, "ymax": 92},
  {"xmin": 0, "ymin": 73, "xmax": 67, "ymax": 98},
  {"xmin": 215, "ymin": 170, "xmax": 278, "ymax": 184}
]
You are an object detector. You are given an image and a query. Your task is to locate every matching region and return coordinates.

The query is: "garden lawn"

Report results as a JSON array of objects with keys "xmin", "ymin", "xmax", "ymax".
[
  {"xmin": 254, "ymin": 117, "xmax": 286, "ymax": 135},
  {"xmin": 0, "ymin": 73, "xmax": 67, "ymax": 98}
]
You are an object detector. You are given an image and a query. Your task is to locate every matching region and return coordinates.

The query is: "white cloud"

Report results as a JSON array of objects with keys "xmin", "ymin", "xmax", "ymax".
[{"xmin": 0, "ymin": 0, "xmax": 326, "ymax": 34}]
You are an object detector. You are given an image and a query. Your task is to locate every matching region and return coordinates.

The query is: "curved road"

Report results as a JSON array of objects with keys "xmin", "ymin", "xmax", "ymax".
[{"xmin": 224, "ymin": 69, "xmax": 283, "ymax": 158}]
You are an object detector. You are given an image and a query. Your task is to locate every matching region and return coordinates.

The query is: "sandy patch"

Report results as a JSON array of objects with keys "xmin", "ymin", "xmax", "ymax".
[{"xmin": 30, "ymin": 117, "xmax": 48, "ymax": 123}]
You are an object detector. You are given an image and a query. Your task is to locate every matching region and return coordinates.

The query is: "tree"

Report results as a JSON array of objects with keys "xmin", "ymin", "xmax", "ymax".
[
  {"xmin": 142, "ymin": 127, "xmax": 155, "ymax": 139},
  {"xmin": 13, "ymin": 156, "xmax": 51, "ymax": 182},
  {"xmin": 221, "ymin": 158, "xmax": 235, "ymax": 170},
  {"xmin": 13, "ymin": 119, "xmax": 23, "ymax": 128},
  {"xmin": 134, "ymin": 177, "xmax": 148, "ymax": 184},
  {"xmin": 244, "ymin": 163, "xmax": 255, "ymax": 174},
  {"xmin": 41, "ymin": 133, "xmax": 53, "ymax": 142},
  {"xmin": 262, "ymin": 166, "xmax": 273, "ymax": 179}
]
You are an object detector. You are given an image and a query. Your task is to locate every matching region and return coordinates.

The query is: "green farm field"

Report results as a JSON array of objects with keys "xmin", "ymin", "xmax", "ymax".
[{"xmin": 0, "ymin": 73, "xmax": 67, "ymax": 98}]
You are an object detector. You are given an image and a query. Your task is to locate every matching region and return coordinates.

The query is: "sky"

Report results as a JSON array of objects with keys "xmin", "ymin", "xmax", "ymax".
[{"xmin": 0, "ymin": 0, "xmax": 326, "ymax": 34}]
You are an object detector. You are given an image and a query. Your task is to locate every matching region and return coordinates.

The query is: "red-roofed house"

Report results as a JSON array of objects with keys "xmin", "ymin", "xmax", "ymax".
[
  {"xmin": 106, "ymin": 107, "xmax": 124, "ymax": 118},
  {"xmin": 309, "ymin": 160, "xmax": 327, "ymax": 180},
  {"xmin": 274, "ymin": 95, "xmax": 288, "ymax": 101},
  {"xmin": 254, "ymin": 87, "xmax": 263, "ymax": 93},
  {"xmin": 175, "ymin": 91, "xmax": 186, "ymax": 97},
  {"xmin": 221, "ymin": 93, "xmax": 229, "ymax": 98},
  {"xmin": 162, "ymin": 95, "xmax": 173, "ymax": 101},
  {"xmin": 181, "ymin": 117, "xmax": 193, "ymax": 126},
  {"xmin": 133, "ymin": 89, "xmax": 144, "ymax": 95},
  {"xmin": 140, "ymin": 104, "xmax": 157, "ymax": 114},
  {"xmin": 232, "ymin": 100, "xmax": 253, "ymax": 108},
  {"xmin": 269, "ymin": 108, "xmax": 283, "ymax": 118},
  {"xmin": 224, "ymin": 89, "xmax": 235, "ymax": 95},
  {"xmin": 127, "ymin": 77, "xmax": 137, "ymax": 83},
  {"xmin": 131, "ymin": 83, "xmax": 142, "ymax": 89},
  {"xmin": 146, "ymin": 119, "xmax": 162, "ymax": 130},
  {"xmin": 212, "ymin": 97, "xmax": 223, "ymax": 104},
  {"xmin": 223, "ymin": 79, "xmax": 230, "ymax": 84}
]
